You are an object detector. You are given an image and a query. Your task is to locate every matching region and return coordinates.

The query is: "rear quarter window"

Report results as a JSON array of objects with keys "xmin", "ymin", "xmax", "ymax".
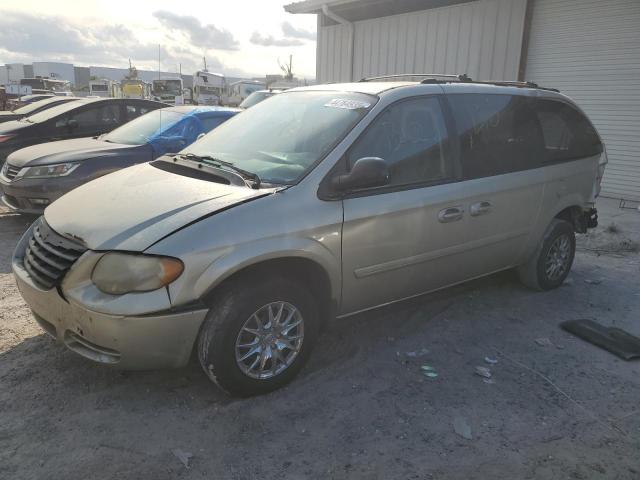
[{"xmin": 533, "ymin": 99, "xmax": 602, "ymax": 163}]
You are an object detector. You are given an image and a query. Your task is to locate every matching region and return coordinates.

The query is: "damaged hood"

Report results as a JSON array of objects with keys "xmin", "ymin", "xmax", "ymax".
[{"xmin": 44, "ymin": 162, "xmax": 271, "ymax": 251}]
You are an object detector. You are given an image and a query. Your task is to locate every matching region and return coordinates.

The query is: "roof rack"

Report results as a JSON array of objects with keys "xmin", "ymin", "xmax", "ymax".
[
  {"xmin": 359, "ymin": 73, "xmax": 469, "ymax": 82},
  {"xmin": 359, "ymin": 73, "xmax": 559, "ymax": 92}
]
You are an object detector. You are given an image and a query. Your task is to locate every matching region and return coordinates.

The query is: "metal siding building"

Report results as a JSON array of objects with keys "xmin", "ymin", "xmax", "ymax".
[
  {"xmin": 525, "ymin": 0, "xmax": 640, "ymax": 200},
  {"xmin": 286, "ymin": 0, "xmax": 640, "ymax": 201}
]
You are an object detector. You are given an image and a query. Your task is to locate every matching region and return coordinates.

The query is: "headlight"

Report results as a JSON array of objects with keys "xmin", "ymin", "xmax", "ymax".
[
  {"xmin": 92, "ymin": 253, "xmax": 184, "ymax": 295},
  {"xmin": 21, "ymin": 162, "xmax": 79, "ymax": 179}
]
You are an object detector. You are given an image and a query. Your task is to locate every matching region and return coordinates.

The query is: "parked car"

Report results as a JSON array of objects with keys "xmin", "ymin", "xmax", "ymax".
[
  {"xmin": 6, "ymin": 94, "xmax": 56, "ymax": 110},
  {"xmin": 238, "ymin": 89, "xmax": 282, "ymax": 109},
  {"xmin": 0, "ymin": 98, "xmax": 164, "ymax": 166},
  {"xmin": 0, "ymin": 106, "xmax": 239, "ymax": 214},
  {"xmin": 0, "ymin": 96, "xmax": 81, "ymax": 124},
  {"xmin": 12, "ymin": 79, "xmax": 605, "ymax": 396}
]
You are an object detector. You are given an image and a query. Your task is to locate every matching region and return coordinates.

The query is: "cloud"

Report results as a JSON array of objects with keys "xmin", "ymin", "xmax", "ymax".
[
  {"xmin": 250, "ymin": 32, "xmax": 304, "ymax": 47},
  {"xmin": 281, "ymin": 21, "xmax": 316, "ymax": 41},
  {"xmin": 153, "ymin": 11, "xmax": 238, "ymax": 50},
  {"xmin": 0, "ymin": 11, "xmax": 237, "ymax": 77}
]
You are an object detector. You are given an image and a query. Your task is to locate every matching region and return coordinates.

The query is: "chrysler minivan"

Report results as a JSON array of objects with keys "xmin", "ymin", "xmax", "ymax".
[{"xmin": 12, "ymin": 77, "xmax": 605, "ymax": 396}]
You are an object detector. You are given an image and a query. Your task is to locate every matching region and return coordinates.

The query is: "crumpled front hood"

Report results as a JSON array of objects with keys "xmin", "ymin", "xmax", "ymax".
[
  {"xmin": 44, "ymin": 162, "xmax": 272, "ymax": 251},
  {"xmin": 7, "ymin": 137, "xmax": 135, "ymax": 167}
]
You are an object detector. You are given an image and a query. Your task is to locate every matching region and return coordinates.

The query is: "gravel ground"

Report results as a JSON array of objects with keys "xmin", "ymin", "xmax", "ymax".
[{"xmin": 1, "ymin": 199, "xmax": 639, "ymax": 480}]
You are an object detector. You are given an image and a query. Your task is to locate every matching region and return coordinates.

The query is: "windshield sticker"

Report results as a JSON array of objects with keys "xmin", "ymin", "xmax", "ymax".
[{"xmin": 324, "ymin": 98, "xmax": 371, "ymax": 110}]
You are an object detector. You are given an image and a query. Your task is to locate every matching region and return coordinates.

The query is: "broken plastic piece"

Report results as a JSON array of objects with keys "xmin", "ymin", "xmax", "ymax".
[
  {"xmin": 474, "ymin": 366, "xmax": 492, "ymax": 378},
  {"xmin": 484, "ymin": 357, "xmax": 498, "ymax": 365},
  {"xmin": 453, "ymin": 416, "xmax": 472, "ymax": 440},
  {"xmin": 561, "ymin": 319, "xmax": 640, "ymax": 361},
  {"xmin": 535, "ymin": 337, "xmax": 553, "ymax": 347},
  {"xmin": 172, "ymin": 449, "xmax": 193, "ymax": 469},
  {"xmin": 423, "ymin": 371, "xmax": 438, "ymax": 378}
]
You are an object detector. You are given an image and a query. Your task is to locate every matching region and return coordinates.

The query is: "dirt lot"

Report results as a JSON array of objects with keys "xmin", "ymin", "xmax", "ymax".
[{"xmin": 1, "ymin": 199, "xmax": 639, "ymax": 480}]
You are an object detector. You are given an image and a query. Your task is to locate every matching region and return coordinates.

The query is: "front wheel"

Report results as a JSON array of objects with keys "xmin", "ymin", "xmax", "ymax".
[
  {"xmin": 197, "ymin": 276, "xmax": 319, "ymax": 396},
  {"xmin": 518, "ymin": 219, "xmax": 576, "ymax": 291}
]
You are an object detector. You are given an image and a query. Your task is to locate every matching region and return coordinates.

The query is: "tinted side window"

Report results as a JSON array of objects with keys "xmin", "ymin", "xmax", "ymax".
[
  {"xmin": 534, "ymin": 99, "xmax": 601, "ymax": 162},
  {"xmin": 449, "ymin": 94, "xmax": 545, "ymax": 179},
  {"xmin": 347, "ymin": 97, "xmax": 453, "ymax": 187}
]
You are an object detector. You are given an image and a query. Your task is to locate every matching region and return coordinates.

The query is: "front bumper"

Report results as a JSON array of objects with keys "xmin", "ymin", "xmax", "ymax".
[
  {"xmin": 12, "ymin": 228, "xmax": 208, "ymax": 369},
  {"xmin": 0, "ymin": 174, "xmax": 83, "ymax": 214}
]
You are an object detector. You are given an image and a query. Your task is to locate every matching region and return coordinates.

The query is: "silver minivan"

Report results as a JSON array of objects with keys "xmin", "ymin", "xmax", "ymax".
[{"xmin": 12, "ymin": 77, "xmax": 606, "ymax": 396}]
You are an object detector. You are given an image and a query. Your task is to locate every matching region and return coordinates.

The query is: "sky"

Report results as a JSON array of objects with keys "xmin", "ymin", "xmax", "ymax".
[{"xmin": 0, "ymin": 0, "xmax": 318, "ymax": 79}]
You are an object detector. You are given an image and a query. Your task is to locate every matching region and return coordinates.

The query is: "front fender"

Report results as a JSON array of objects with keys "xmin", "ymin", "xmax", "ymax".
[{"xmin": 201, "ymin": 236, "xmax": 340, "ymax": 299}]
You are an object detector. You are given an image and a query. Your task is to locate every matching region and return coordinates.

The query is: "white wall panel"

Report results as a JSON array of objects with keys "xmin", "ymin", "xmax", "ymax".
[
  {"xmin": 317, "ymin": 0, "xmax": 527, "ymax": 83},
  {"xmin": 526, "ymin": 0, "xmax": 640, "ymax": 200}
]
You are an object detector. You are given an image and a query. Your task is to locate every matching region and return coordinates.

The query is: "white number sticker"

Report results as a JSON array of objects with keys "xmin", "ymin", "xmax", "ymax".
[{"xmin": 324, "ymin": 98, "xmax": 371, "ymax": 110}]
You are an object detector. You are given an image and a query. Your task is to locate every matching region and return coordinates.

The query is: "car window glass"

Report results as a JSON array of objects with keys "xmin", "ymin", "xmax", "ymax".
[
  {"xmin": 347, "ymin": 97, "xmax": 452, "ymax": 187},
  {"xmin": 534, "ymin": 99, "xmax": 601, "ymax": 162},
  {"xmin": 200, "ymin": 116, "xmax": 228, "ymax": 132},
  {"xmin": 126, "ymin": 104, "xmax": 152, "ymax": 120},
  {"xmin": 449, "ymin": 94, "xmax": 544, "ymax": 179}
]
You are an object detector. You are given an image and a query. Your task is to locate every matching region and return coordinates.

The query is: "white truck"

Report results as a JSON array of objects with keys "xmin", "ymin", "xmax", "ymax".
[
  {"xmin": 192, "ymin": 71, "xmax": 225, "ymax": 105},
  {"xmin": 152, "ymin": 78, "xmax": 184, "ymax": 105},
  {"xmin": 224, "ymin": 80, "xmax": 266, "ymax": 107},
  {"xmin": 89, "ymin": 79, "xmax": 120, "ymax": 98}
]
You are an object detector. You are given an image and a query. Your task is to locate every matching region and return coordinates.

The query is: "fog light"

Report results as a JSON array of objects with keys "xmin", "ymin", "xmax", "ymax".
[{"xmin": 29, "ymin": 198, "xmax": 50, "ymax": 206}]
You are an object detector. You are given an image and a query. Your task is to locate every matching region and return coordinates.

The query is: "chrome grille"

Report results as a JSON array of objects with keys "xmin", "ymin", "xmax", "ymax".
[
  {"xmin": 2, "ymin": 163, "xmax": 21, "ymax": 181},
  {"xmin": 24, "ymin": 218, "xmax": 86, "ymax": 290}
]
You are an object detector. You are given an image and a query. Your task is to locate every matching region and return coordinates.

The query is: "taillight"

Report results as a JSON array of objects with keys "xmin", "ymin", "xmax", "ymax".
[{"xmin": 0, "ymin": 134, "xmax": 15, "ymax": 143}]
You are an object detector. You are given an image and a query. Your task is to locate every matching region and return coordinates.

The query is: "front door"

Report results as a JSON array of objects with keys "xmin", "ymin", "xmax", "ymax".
[{"xmin": 340, "ymin": 96, "xmax": 473, "ymax": 315}]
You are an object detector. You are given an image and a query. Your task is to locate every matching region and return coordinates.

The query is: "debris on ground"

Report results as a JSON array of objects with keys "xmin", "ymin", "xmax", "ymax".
[
  {"xmin": 484, "ymin": 356, "xmax": 498, "ymax": 365},
  {"xmin": 406, "ymin": 348, "xmax": 429, "ymax": 357},
  {"xmin": 483, "ymin": 378, "xmax": 495, "ymax": 384},
  {"xmin": 535, "ymin": 337, "xmax": 553, "ymax": 347},
  {"xmin": 453, "ymin": 416, "xmax": 472, "ymax": 440},
  {"xmin": 421, "ymin": 365, "xmax": 438, "ymax": 378},
  {"xmin": 584, "ymin": 279, "xmax": 604, "ymax": 285},
  {"xmin": 563, "ymin": 278, "xmax": 574, "ymax": 286},
  {"xmin": 172, "ymin": 449, "xmax": 193, "ymax": 469},
  {"xmin": 561, "ymin": 319, "xmax": 640, "ymax": 360},
  {"xmin": 474, "ymin": 366, "xmax": 492, "ymax": 379}
]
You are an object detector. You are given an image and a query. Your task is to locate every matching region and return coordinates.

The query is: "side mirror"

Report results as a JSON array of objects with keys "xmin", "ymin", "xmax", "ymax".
[
  {"xmin": 331, "ymin": 157, "xmax": 390, "ymax": 192},
  {"xmin": 67, "ymin": 119, "xmax": 79, "ymax": 131}
]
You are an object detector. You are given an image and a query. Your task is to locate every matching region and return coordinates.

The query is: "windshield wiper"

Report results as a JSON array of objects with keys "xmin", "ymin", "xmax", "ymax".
[{"xmin": 180, "ymin": 153, "xmax": 261, "ymax": 189}]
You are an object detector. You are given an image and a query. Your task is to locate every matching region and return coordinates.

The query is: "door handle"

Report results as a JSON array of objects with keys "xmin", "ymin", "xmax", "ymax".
[
  {"xmin": 470, "ymin": 201, "xmax": 493, "ymax": 216},
  {"xmin": 438, "ymin": 206, "xmax": 464, "ymax": 223}
]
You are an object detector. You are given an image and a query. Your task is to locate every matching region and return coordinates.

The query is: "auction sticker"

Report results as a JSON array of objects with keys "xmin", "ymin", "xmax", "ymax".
[{"xmin": 324, "ymin": 98, "xmax": 371, "ymax": 110}]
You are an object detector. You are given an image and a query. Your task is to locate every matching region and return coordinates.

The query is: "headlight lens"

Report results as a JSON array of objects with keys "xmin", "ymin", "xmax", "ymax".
[
  {"xmin": 21, "ymin": 162, "xmax": 79, "ymax": 179},
  {"xmin": 92, "ymin": 253, "xmax": 184, "ymax": 295}
]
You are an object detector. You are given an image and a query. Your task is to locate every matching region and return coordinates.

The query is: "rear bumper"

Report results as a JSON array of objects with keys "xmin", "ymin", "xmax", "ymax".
[{"xmin": 12, "ymin": 233, "xmax": 208, "ymax": 369}]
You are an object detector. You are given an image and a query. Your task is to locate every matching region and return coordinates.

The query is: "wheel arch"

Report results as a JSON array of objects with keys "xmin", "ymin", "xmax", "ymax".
[{"xmin": 200, "ymin": 255, "xmax": 338, "ymax": 324}]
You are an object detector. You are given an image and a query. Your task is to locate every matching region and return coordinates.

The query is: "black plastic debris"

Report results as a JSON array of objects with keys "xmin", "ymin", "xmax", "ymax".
[{"xmin": 561, "ymin": 319, "xmax": 640, "ymax": 360}]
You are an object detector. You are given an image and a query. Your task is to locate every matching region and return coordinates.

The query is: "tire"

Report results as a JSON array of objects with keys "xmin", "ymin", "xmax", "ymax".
[
  {"xmin": 518, "ymin": 219, "xmax": 576, "ymax": 291},
  {"xmin": 197, "ymin": 276, "xmax": 319, "ymax": 396}
]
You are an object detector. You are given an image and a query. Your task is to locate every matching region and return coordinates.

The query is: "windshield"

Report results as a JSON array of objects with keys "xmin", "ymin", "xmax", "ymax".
[
  {"xmin": 183, "ymin": 91, "xmax": 375, "ymax": 185},
  {"xmin": 25, "ymin": 99, "xmax": 90, "ymax": 123},
  {"xmin": 154, "ymin": 80, "xmax": 182, "ymax": 95},
  {"xmin": 104, "ymin": 109, "xmax": 184, "ymax": 145},
  {"xmin": 239, "ymin": 92, "xmax": 272, "ymax": 109}
]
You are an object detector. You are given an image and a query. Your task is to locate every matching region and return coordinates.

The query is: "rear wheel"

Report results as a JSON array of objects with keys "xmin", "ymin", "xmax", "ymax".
[
  {"xmin": 518, "ymin": 219, "xmax": 575, "ymax": 291},
  {"xmin": 197, "ymin": 276, "xmax": 319, "ymax": 396}
]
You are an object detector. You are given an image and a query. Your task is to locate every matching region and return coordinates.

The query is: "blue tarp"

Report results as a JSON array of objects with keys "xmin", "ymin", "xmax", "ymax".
[{"xmin": 148, "ymin": 109, "xmax": 217, "ymax": 156}]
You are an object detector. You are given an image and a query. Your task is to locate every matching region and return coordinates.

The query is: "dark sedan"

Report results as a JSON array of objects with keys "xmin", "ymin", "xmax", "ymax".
[
  {"xmin": 0, "ymin": 106, "xmax": 239, "ymax": 214},
  {"xmin": 0, "ymin": 97, "xmax": 164, "ymax": 166},
  {"xmin": 0, "ymin": 96, "xmax": 81, "ymax": 124}
]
